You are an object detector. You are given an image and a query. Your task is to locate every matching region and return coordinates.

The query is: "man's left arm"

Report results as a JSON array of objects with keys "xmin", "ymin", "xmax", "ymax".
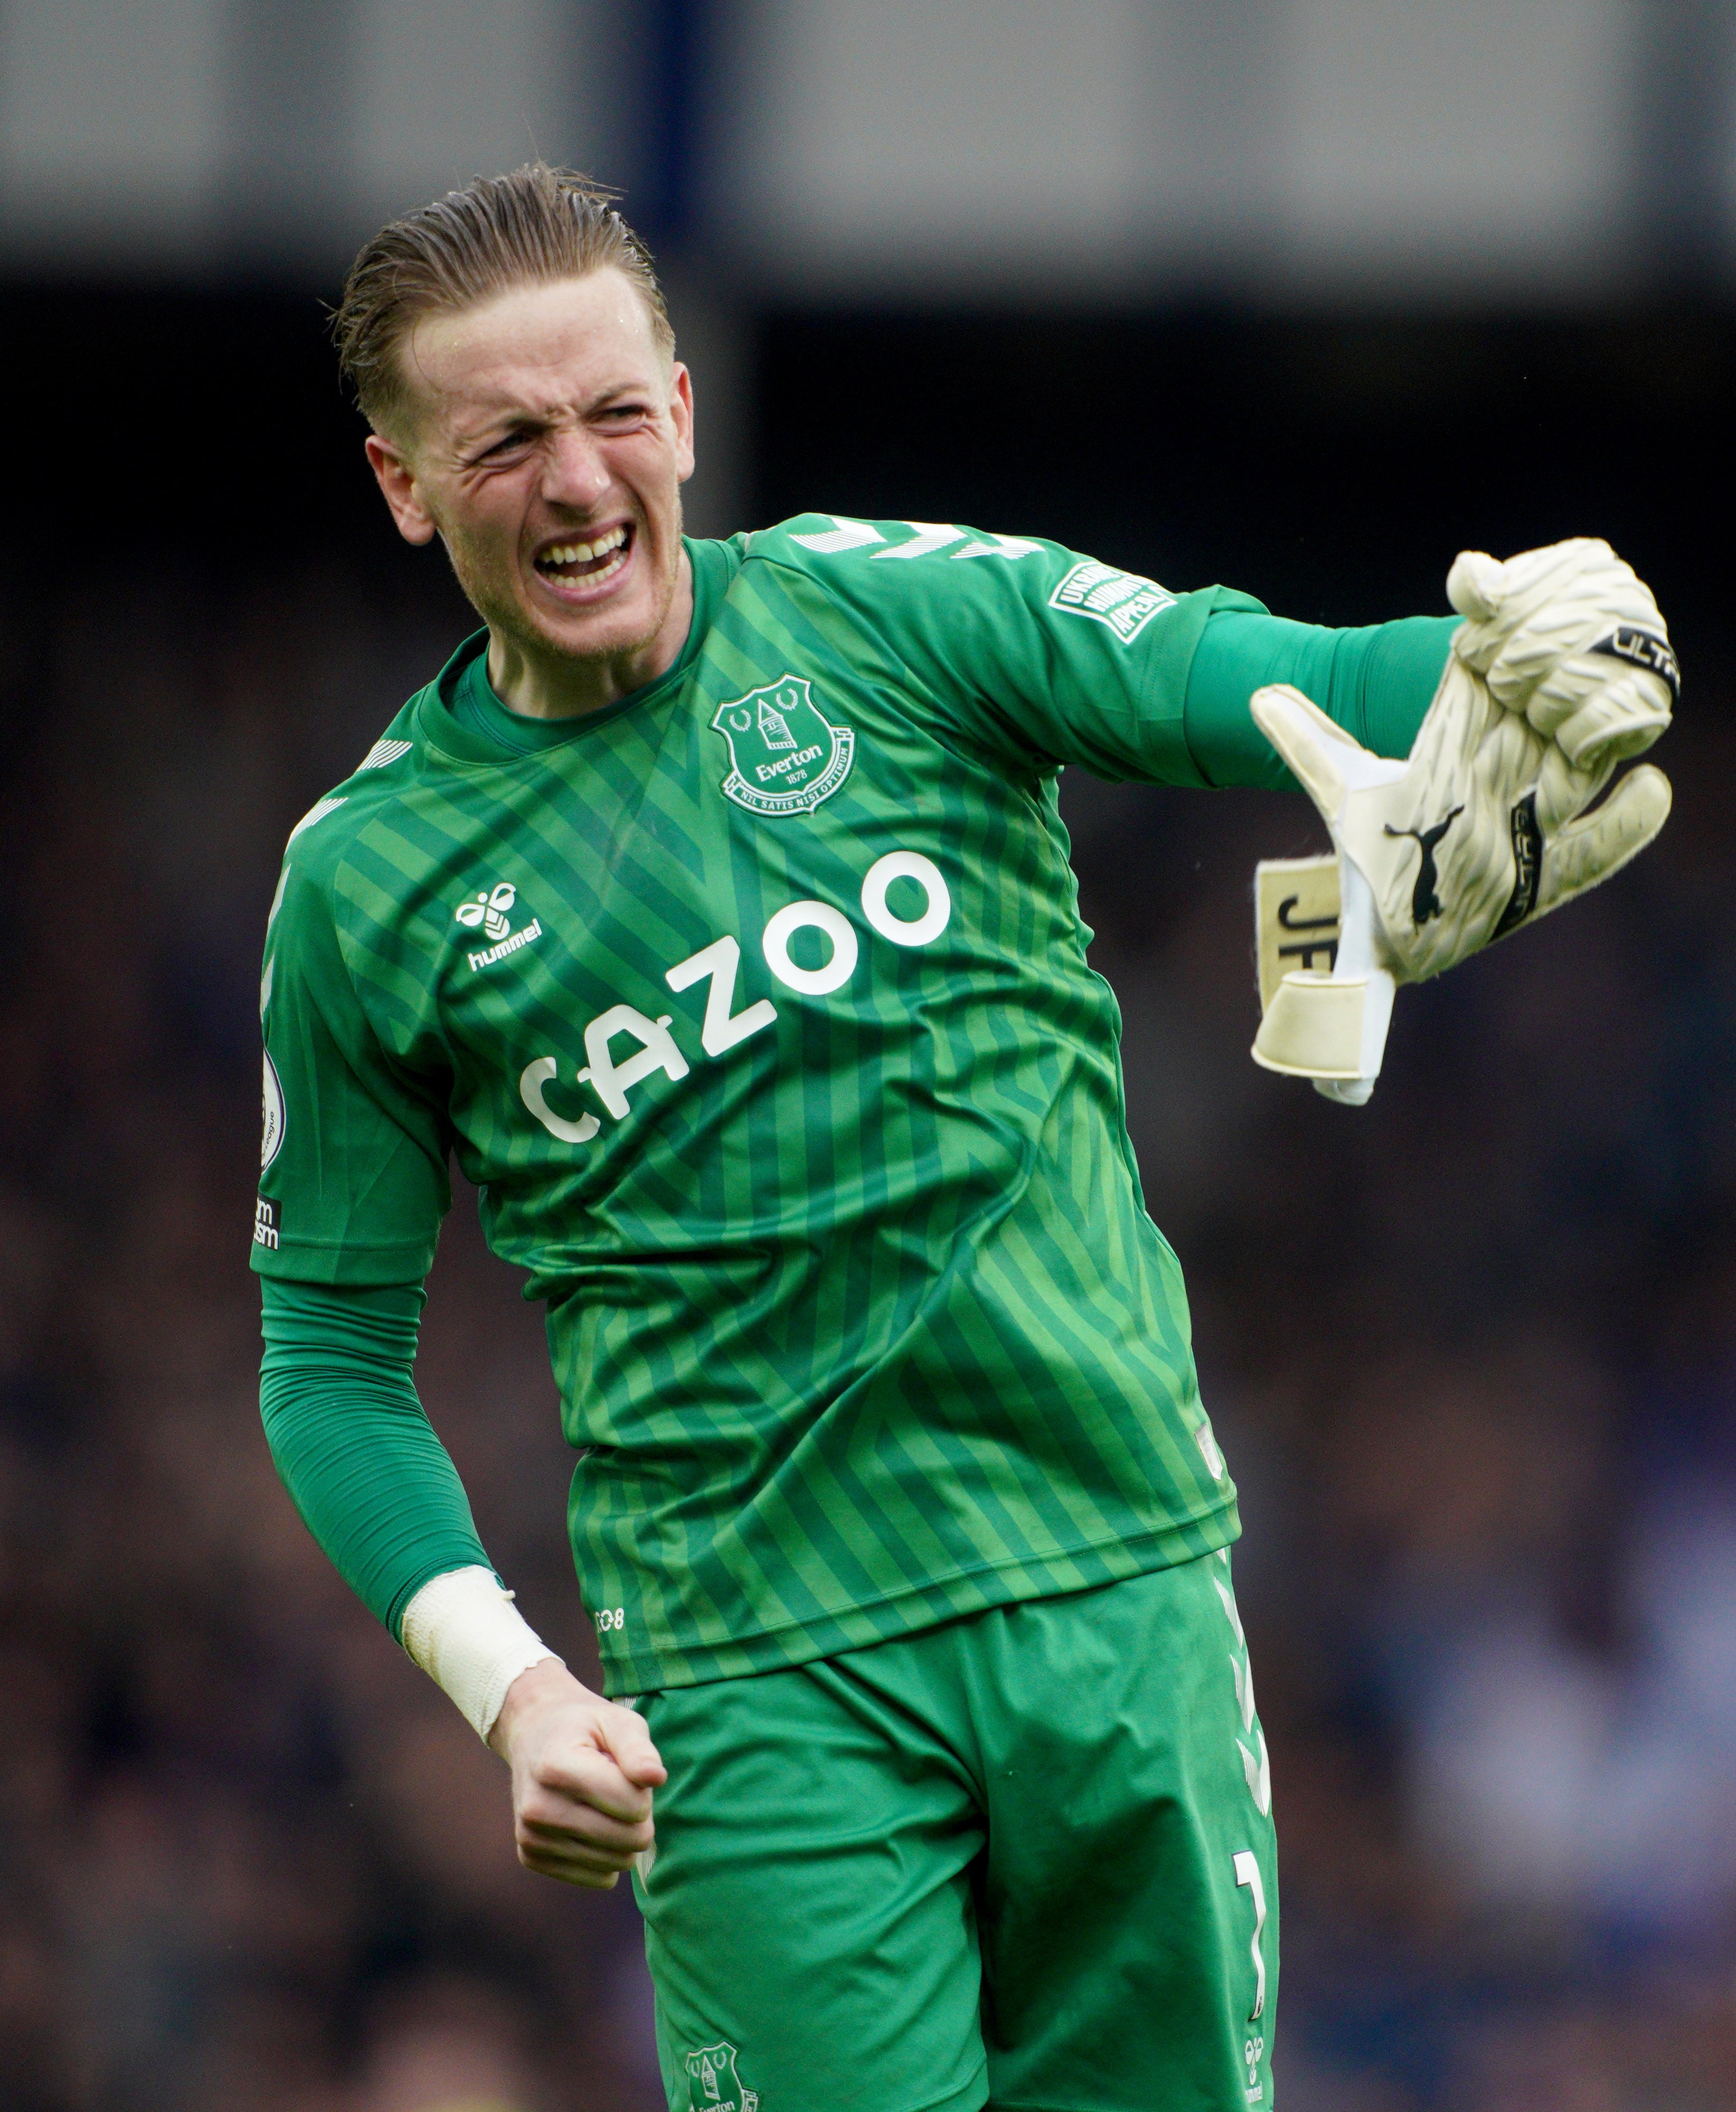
[
  {"xmin": 788, "ymin": 517, "xmax": 1675, "ymax": 1096},
  {"xmin": 777, "ymin": 520, "xmax": 1448, "ymax": 788},
  {"xmin": 1182, "ymin": 610, "xmax": 1461, "ymax": 788}
]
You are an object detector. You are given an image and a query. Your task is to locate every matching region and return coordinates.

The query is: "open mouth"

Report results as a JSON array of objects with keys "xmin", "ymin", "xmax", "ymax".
[{"xmin": 533, "ymin": 522, "xmax": 633, "ymax": 591}]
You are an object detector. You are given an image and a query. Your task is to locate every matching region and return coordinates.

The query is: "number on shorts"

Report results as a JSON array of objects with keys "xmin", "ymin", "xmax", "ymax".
[
  {"xmin": 1232, "ymin": 1850, "xmax": 1267, "ymax": 2021},
  {"xmin": 595, "ymin": 1606, "xmax": 626, "ymax": 1633}
]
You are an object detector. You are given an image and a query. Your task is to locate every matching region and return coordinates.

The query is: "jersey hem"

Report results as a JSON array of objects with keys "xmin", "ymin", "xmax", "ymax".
[{"xmin": 596, "ymin": 1500, "xmax": 1240, "ymax": 1696}]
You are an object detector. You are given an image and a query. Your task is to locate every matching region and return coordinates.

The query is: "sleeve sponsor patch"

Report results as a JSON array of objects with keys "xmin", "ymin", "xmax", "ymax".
[
  {"xmin": 261, "ymin": 1051, "xmax": 285, "ymax": 1170},
  {"xmin": 1049, "ymin": 559, "xmax": 1176, "ymax": 644},
  {"xmin": 254, "ymin": 1196, "xmax": 280, "ymax": 1250}
]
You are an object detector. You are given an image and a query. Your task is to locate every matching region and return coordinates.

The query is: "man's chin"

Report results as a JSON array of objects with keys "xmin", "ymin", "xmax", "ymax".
[
  {"xmin": 526, "ymin": 597, "xmax": 665, "ymax": 666},
  {"xmin": 474, "ymin": 585, "xmax": 664, "ymax": 672}
]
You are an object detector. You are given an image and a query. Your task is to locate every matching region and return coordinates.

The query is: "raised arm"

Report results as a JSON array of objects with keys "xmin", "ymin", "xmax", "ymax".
[
  {"xmin": 1183, "ymin": 610, "xmax": 1460, "ymax": 788},
  {"xmin": 754, "ymin": 516, "xmax": 1456, "ymax": 790}
]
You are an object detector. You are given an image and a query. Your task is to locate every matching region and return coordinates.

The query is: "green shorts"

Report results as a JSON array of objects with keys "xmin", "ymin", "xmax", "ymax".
[{"xmin": 633, "ymin": 1552, "xmax": 1278, "ymax": 2112}]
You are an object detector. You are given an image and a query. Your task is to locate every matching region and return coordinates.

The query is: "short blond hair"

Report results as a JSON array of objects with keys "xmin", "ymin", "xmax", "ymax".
[{"xmin": 333, "ymin": 163, "xmax": 674, "ymax": 434}]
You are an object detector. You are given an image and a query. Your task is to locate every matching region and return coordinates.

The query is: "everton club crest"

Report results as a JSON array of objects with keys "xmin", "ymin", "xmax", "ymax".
[
  {"xmin": 683, "ymin": 2041, "xmax": 758, "ymax": 2112},
  {"xmin": 711, "ymin": 675, "xmax": 854, "ymax": 817}
]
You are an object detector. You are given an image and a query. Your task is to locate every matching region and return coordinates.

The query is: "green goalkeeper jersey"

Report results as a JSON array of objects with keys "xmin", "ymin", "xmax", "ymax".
[{"xmin": 256, "ymin": 516, "xmax": 1264, "ymax": 1693}]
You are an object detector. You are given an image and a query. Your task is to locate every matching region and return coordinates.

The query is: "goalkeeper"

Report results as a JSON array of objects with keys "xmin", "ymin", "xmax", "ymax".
[{"xmin": 256, "ymin": 165, "xmax": 1674, "ymax": 2112}]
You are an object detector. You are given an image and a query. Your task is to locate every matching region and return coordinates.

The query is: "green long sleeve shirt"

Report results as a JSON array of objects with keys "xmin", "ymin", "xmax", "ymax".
[{"xmin": 258, "ymin": 598, "xmax": 1457, "ymax": 1648}]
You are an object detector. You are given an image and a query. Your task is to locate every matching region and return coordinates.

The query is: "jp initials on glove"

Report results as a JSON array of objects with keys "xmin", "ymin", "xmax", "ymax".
[{"xmin": 1249, "ymin": 539, "xmax": 1675, "ymax": 1106}]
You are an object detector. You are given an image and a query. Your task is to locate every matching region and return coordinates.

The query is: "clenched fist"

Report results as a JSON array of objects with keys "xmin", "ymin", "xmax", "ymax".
[{"xmin": 488, "ymin": 1657, "xmax": 667, "ymax": 1889}]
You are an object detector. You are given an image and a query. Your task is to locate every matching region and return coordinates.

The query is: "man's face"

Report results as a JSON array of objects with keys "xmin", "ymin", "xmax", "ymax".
[{"xmin": 367, "ymin": 270, "xmax": 694, "ymax": 671}]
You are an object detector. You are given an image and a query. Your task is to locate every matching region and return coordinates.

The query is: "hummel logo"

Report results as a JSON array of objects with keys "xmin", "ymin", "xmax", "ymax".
[
  {"xmin": 456, "ymin": 881, "xmax": 543, "ymax": 973},
  {"xmin": 1384, "ymin": 809, "xmax": 1462, "ymax": 926},
  {"xmin": 457, "ymin": 882, "xmax": 516, "ymax": 943}
]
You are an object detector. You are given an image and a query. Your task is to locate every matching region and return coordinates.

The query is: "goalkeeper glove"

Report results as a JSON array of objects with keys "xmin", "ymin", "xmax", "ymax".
[
  {"xmin": 1249, "ymin": 555, "xmax": 1673, "ymax": 1104},
  {"xmin": 1447, "ymin": 536, "xmax": 1677, "ymax": 768}
]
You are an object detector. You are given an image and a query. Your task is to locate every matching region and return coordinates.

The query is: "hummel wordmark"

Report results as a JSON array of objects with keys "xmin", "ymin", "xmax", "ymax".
[{"xmin": 456, "ymin": 880, "xmax": 544, "ymax": 973}]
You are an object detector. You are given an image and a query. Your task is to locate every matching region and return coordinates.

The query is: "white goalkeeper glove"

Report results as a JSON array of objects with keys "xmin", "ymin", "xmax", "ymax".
[{"xmin": 1250, "ymin": 536, "xmax": 1676, "ymax": 1105}]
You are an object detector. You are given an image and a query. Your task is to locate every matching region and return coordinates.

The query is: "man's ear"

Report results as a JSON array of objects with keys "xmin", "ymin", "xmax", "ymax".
[
  {"xmin": 365, "ymin": 432, "xmax": 439, "ymax": 546},
  {"xmin": 671, "ymin": 363, "xmax": 696, "ymax": 486}
]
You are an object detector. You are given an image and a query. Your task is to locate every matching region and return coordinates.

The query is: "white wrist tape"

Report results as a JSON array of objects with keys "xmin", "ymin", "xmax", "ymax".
[{"xmin": 400, "ymin": 1565, "xmax": 562, "ymax": 1742}]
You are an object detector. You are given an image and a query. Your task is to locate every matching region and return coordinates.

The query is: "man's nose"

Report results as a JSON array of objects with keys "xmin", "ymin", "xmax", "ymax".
[{"xmin": 541, "ymin": 428, "xmax": 610, "ymax": 512}]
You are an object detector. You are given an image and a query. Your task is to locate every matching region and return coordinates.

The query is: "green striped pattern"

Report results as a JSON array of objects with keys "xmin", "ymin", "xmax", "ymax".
[{"xmin": 258, "ymin": 521, "xmax": 1240, "ymax": 1692}]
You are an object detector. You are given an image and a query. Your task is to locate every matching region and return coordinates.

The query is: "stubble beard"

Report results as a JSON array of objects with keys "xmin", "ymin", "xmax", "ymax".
[{"xmin": 440, "ymin": 497, "xmax": 684, "ymax": 677}]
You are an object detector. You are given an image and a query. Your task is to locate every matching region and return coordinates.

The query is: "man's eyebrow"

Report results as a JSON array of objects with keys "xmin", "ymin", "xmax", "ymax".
[
  {"xmin": 451, "ymin": 395, "xmax": 560, "ymax": 441},
  {"xmin": 452, "ymin": 413, "xmax": 541, "ymax": 455},
  {"xmin": 587, "ymin": 379, "xmax": 655, "ymax": 408},
  {"xmin": 456, "ymin": 397, "xmax": 546, "ymax": 429},
  {"xmin": 447, "ymin": 375, "xmax": 660, "ymax": 452}
]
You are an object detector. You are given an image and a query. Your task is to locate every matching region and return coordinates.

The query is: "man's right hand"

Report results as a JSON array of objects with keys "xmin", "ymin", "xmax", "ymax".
[{"xmin": 487, "ymin": 1657, "xmax": 667, "ymax": 1889}]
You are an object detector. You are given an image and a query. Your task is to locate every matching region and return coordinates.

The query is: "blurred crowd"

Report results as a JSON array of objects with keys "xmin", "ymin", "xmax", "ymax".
[{"xmin": 1, "ymin": 558, "xmax": 1732, "ymax": 2112}]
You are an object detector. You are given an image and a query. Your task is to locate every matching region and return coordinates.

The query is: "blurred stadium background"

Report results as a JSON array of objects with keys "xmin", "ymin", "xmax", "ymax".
[{"xmin": 3, "ymin": 3, "xmax": 1734, "ymax": 2107}]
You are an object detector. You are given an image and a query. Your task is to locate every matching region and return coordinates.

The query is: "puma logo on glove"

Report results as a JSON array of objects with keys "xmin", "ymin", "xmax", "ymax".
[
  {"xmin": 1383, "ymin": 810, "xmax": 1463, "ymax": 926},
  {"xmin": 1249, "ymin": 536, "xmax": 1675, "ymax": 1104}
]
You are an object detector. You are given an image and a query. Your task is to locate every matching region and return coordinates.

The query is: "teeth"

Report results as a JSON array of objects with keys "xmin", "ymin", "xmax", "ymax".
[{"xmin": 539, "ymin": 525, "xmax": 628, "ymax": 569}]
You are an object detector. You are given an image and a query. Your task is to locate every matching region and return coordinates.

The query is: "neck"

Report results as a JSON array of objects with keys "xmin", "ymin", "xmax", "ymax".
[{"xmin": 485, "ymin": 549, "xmax": 695, "ymax": 720}]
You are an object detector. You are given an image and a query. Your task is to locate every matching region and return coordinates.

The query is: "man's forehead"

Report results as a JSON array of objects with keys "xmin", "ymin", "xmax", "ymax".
[{"xmin": 403, "ymin": 271, "xmax": 668, "ymax": 420}]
